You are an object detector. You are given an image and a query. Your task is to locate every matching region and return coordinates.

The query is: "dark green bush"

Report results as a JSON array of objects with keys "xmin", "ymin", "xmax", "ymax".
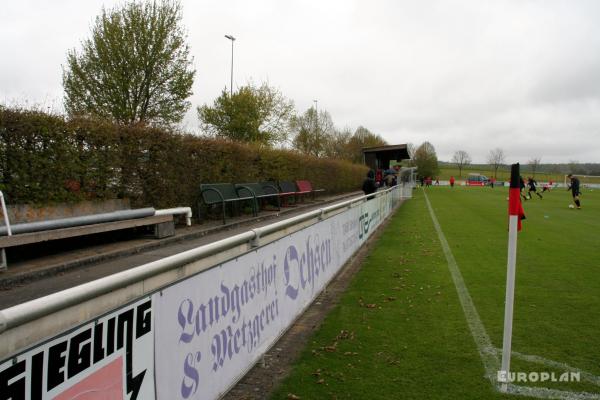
[{"xmin": 0, "ymin": 107, "xmax": 368, "ymax": 208}]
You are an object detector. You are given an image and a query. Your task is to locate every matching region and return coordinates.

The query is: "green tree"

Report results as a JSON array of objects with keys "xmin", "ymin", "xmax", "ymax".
[
  {"xmin": 413, "ymin": 141, "xmax": 439, "ymax": 178},
  {"xmin": 198, "ymin": 83, "xmax": 294, "ymax": 146},
  {"xmin": 62, "ymin": 0, "xmax": 195, "ymax": 126},
  {"xmin": 345, "ymin": 126, "xmax": 387, "ymax": 164},
  {"xmin": 291, "ymin": 107, "xmax": 335, "ymax": 157}
]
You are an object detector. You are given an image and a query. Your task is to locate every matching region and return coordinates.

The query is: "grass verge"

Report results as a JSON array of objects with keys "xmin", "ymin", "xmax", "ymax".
[
  {"xmin": 270, "ymin": 186, "xmax": 599, "ymax": 399},
  {"xmin": 271, "ymin": 190, "xmax": 509, "ymax": 399}
]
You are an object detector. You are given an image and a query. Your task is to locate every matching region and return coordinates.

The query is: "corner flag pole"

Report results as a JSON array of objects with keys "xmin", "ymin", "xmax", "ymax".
[{"xmin": 500, "ymin": 163, "xmax": 525, "ymax": 392}]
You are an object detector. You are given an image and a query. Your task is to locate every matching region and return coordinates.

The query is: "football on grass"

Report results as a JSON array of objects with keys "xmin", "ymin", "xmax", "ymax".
[{"xmin": 569, "ymin": 204, "xmax": 575, "ymax": 209}]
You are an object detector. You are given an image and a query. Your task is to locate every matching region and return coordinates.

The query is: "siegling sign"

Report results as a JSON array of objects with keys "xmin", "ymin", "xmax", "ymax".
[{"xmin": 0, "ymin": 298, "xmax": 155, "ymax": 400}]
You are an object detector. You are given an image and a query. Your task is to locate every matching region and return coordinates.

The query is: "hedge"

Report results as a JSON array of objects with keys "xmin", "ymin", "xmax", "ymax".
[{"xmin": 0, "ymin": 107, "xmax": 368, "ymax": 209}]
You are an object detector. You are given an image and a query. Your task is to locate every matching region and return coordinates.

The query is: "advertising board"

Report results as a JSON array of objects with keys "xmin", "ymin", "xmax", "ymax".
[
  {"xmin": 0, "ymin": 297, "xmax": 155, "ymax": 400},
  {"xmin": 152, "ymin": 195, "xmax": 390, "ymax": 400}
]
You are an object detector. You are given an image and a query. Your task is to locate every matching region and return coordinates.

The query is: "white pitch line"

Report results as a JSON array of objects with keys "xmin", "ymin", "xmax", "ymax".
[
  {"xmin": 422, "ymin": 190, "xmax": 500, "ymax": 383},
  {"xmin": 422, "ymin": 190, "xmax": 600, "ymax": 400},
  {"xmin": 509, "ymin": 351, "xmax": 600, "ymax": 387},
  {"xmin": 507, "ymin": 385, "xmax": 600, "ymax": 400}
]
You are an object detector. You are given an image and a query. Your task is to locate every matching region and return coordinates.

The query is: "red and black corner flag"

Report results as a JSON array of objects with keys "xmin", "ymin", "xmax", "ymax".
[
  {"xmin": 509, "ymin": 163, "xmax": 526, "ymax": 231},
  {"xmin": 501, "ymin": 163, "xmax": 526, "ymax": 389}
]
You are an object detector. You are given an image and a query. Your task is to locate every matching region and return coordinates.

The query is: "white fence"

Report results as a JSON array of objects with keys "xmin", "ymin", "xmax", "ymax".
[{"xmin": 0, "ymin": 183, "xmax": 412, "ymax": 400}]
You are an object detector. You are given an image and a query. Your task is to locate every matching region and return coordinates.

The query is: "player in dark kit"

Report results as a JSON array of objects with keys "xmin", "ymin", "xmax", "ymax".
[
  {"xmin": 519, "ymin": 176, "xmax": 528, "ymax": 200},
  {"xmin": 567, "ymin": 174, "xmax": 582, "ymax": 209},
  {"xmin": 527, "ymin": 177, "xmax": 543, "ymax": 199}
]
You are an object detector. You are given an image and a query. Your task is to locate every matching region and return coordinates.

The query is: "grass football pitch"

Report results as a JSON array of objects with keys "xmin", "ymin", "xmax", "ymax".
[{"xmin": 270, "ymin": 185, "xmax": 600, "ymax": 399}]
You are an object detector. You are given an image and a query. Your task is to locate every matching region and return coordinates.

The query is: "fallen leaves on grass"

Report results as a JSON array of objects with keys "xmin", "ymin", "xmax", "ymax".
[
  {"xmin": 359, "ymin": 297, "xmax": 379, "ymax": 309},
  {"xmin": 336, "ymin": 330, "xmax": 355, "ymax": 340},
  {"xmin": 319, "ymin": 341, "xmax": 338, "ymax": 353}
]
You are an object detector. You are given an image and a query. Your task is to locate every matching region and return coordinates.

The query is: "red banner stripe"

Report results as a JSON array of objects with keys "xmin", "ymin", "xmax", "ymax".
[{"xmin": 508, "ymin": 187, "xmax": 525, "ymax": 231}]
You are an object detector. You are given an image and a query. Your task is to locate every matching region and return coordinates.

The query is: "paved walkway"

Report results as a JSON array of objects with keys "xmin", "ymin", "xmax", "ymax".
[{"xmin": 0, "ymin": 192, "xmax": 362, "ymax": 309}]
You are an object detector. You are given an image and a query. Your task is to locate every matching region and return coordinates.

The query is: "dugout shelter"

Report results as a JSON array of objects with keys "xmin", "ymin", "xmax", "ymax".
[{"xmin": 362, "ymin": 144, "xmax": 411, "ymax": 184}]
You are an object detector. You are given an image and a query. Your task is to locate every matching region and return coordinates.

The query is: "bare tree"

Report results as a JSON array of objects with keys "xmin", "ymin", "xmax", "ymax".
[
  {"xmin": 404, "ymin": 142, "xmax": 416, "ymax": 167},
  {"xmin": 528, "ymin": 157, "xmax": 542, "ymax": 178},
  {"xmin": 487, "ymin": 148, "xmax": 506, "ymax": 179},
  {"xmin": 322, "ymin": 127, "xmax": 352, "ymax": 159},
  {"xmin": 407, "ymin": 143, "xmax": 416, "ymax": 159},
  {"xmin": 451, "ymin": 150, "xmax": 472, "ymax": 177}
]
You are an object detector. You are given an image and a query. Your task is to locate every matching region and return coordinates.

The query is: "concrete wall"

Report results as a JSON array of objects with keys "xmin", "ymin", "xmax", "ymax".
[{"xmin": 0, "ymin": 199, "xmax": 130, "ymax": 225}]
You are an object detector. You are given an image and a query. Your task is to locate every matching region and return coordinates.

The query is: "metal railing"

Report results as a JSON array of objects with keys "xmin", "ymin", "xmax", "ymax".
[
  {"xmin": 0, "ymin": 191, "xmax": 11, "ymax": 271},
  {"xmin": 0, "ymin": 184, "xmax": 413, "ymax": 357}
]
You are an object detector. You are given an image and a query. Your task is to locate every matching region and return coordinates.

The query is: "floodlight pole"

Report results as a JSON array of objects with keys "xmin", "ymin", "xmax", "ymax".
[
  {"xmin": 313, "ymin": 99, "xmax": 318, "ymax": 156},
  {"xmin": 225, "ymin": 35, "xmax": 236, "ymax": 97}
]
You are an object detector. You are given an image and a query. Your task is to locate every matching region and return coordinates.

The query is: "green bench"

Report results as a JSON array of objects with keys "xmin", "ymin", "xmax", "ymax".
[
  {"xmin": 235, "ymin": 183, "xmax": 281, "ymax": 212},
  {"xmin": 199, "ymin": 183, "xmax": 256, "ymax": 224}
]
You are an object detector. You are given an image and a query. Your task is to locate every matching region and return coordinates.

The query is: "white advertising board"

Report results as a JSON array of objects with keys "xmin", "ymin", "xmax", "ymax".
[
  {"xmin": 0, "ymin": 297, "xmax": 155, "ymax": 400},
  {"xmin": 0, "ymin": 187, "xmax": 405, "ymax": 400},
  {"xmin": 153, "ymin": 193, "xmax": 396, "ymax": 400}
]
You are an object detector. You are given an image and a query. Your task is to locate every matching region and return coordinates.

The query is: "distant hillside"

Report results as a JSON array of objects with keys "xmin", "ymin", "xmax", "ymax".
[{"xmin": 439, "ymin": 161, "xmax": 600, "ymax": 176}]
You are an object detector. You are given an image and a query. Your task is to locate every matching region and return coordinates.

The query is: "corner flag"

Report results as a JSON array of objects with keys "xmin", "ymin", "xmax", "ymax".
[
  {"xmin": 508, "ymin": 163, "xmax": 526, "ymax": 231},
  {"xmin": 499, "ymin": 163, "xmax": 525, "ymax": 391}
]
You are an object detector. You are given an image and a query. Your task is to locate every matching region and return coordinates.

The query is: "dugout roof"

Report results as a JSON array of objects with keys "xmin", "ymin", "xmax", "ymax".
[{"xmin": 362, "ymin": 144, "xmax": 410, "ymax": 170}]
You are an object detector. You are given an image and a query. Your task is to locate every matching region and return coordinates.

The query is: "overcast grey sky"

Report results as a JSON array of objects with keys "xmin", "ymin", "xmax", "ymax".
[{"xmin": 2, "ymin": 0, "xmax": 600, "ymax": 163}]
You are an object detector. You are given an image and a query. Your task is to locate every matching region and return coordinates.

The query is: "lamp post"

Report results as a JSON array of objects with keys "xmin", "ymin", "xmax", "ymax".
[
  {"xmin": 313, "ymin": 100, "xmax": 318, "ymax": 156},
  {"xmin": 224, "ymin": 34, "xmax": 236, "ymax": 97}
]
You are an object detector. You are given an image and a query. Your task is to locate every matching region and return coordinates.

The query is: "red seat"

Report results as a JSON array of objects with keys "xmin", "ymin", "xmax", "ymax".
[
  {"xmin": 295, "ymin": 180, "xmax": 313, "ymax": 194},
  {"xmin": 295, "ymin": 180, "xmax": 325, "ymax": 201}
]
